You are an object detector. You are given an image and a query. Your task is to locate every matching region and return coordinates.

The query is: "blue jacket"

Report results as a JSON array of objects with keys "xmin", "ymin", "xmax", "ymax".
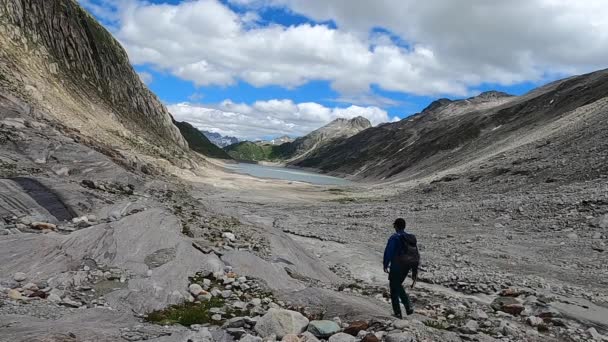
[{"xmin": 383, "ymin": 230, "xmax": 407, "ymax": 269}]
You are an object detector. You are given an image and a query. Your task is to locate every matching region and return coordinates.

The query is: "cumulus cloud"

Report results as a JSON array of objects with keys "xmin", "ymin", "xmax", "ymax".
[
  {"xmin": 100, "ymin": 0, "xmax": 608, "ymax": 99},
  {"xmin": 169, "ymin": 100, "xmax": 396, "ymax": 140},
  {"xmin": 246, "ymin": 0, "xmax": 608, "ymax": 76},
  {"xmin": 81, "ymin": 0, "xmax": 608, "ymax": 138}
]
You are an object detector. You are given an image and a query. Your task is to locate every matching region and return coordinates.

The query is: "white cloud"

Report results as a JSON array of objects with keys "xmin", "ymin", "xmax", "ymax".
[
  {"xmin": 137, "ymin": 71, "xmax": 153, "ymax": 85},
  {"xmin": 169, "ymin": 100, "xmax": 395, "ymax": 140},
  {"xmin": 103, "ymin": 0, "xmax": 608, "ymax": 99},
  {"xmin": 272, "ymin": 0, "xmax": 608, "ymax": 80}
]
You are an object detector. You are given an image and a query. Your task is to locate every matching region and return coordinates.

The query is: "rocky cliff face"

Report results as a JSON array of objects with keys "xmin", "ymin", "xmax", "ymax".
[
  {"xmin": 0, "ymin": 0, "xmax": 187, "ymax": 157},
  {"xmin": 294, "ymin": 70, "xmax": 608, "ymax": 181}
]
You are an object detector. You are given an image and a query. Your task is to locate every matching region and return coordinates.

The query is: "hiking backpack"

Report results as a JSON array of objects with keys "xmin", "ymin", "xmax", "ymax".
[{"xmin": 396, "ymin": 233, "xmax": 420, "ymax": 277}]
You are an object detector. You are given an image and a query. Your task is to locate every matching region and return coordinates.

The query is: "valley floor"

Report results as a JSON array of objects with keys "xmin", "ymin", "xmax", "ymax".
[{"xmin": 1, "ymin": 102, "xmax": 607, "ymax": 341}]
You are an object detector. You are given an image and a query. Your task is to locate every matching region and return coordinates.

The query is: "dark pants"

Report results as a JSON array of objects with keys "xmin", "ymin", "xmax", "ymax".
[{"xmin": 389, "ymin": 267, "xmax": 412, "ymax": 316}]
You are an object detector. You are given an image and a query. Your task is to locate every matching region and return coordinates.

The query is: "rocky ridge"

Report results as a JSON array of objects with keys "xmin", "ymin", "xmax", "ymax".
[
  {"xmin": 0, "ymin": 0, "xmax": 190, "ymax": 165},
  {"xmin": 293, "ymin": 71, "xmax": 608, "ymax": 182}
]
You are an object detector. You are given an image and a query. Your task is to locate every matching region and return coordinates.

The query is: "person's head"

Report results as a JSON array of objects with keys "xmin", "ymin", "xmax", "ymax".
[{"xmin": 393, "ymin": 218, "xmax": 406, "ymax": 232}]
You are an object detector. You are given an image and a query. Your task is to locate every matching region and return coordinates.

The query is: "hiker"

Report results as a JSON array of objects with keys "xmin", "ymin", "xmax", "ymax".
[{"xmin": 383, "ymin": 218, "xmax": 419, "ymax": 318}]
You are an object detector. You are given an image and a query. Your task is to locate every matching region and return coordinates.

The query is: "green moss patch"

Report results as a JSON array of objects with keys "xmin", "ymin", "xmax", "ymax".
[{"xmin": 145, "ymin": 297, "xmax": 226, "ymax": 326}]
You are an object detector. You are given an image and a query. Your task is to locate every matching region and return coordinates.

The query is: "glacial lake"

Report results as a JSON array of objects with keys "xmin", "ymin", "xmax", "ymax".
[{"xmin": 224, "ymin": 163, "xmax": 352, "ymax": 186}]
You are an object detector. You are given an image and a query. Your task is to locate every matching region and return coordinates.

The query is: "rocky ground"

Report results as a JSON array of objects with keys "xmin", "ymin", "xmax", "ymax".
[
  {"xmin": 1, "ymin": 93, "xmax": 608, "ymax": 342},
  {"xmin": 194, "ymin": 171, "xmax": 608, "ymax": 342}
]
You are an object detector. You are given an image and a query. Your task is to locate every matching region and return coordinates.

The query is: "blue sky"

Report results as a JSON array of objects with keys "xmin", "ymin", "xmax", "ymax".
[{"xmin": 80, "ymin": 0, "xmax": 607, "ymax": 139}]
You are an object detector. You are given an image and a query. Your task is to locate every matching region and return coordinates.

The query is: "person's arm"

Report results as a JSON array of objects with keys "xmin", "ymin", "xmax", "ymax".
[{"xmin": 383, "ymin": 236, "xmax": 396, "ymax": 272}]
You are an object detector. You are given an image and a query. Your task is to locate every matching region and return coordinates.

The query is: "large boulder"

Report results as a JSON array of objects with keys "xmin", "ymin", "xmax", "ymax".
[
  {"xmin": 307, "ymin": 320, "xmax": 341, "ymax": 338},
  {"xmin": 300, "ymin": 332, "xmax": 321, "ymax": 342},
  {"xmin": 361, "ymin": 334, "xmax": 380, "ymax": 342},
  {"xmin": 343, "ymin": 321, "xmax": 369, "ymax": 336},
  {"xmin": 240, "ymin": 334, "xmax": 263, "ymax": 342},
  {"xmin": 491, "ymin": 297, "xmax": 524, "ymax": 316},
  {"xmin": 385, "ymin": 332, "xmax": 416, "ymax": 342},
  {"xmin": 281, "ymin": 334, "xmax": 301, "ymax": 342},
  {"xmin": 327, "ymin": 332, "xmax": 356, "ymax": 342},
  {"xmin": 254, "ymin": 309, "xmax": 309, "ymax": 339}
]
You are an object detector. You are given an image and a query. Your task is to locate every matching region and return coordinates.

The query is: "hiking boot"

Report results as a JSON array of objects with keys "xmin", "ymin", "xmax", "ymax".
[
  {"xmin": 406, "ymin": 308, "xmax": 414, "ymax": 316},
  {"xmin": 393, "ymin": 313, "xmax": 403, "ymax": 319}
]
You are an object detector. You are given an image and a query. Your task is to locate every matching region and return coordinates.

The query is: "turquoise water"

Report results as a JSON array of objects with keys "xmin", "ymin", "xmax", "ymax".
[{"xmin": 225, "ymin": 163, "xmax": 351, "ymax": 185}]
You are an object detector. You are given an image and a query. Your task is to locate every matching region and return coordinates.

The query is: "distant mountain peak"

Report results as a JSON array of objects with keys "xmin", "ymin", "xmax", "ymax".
[
  {"xmin": 202, "ymin": 130, "xmax": 239, "ymax": 148},
  {"xmin": 471, "ymin": 90, "xmax": 514, "ymax": 100},
  {"xmin": 421, "ymin": 91, "xmax": 514, "ymax": 115},
  {"xmin": 329, "ymin": 116, "xmax": 372, "ymax": 129},
  {"xmin": 421, "ymin": 98, "xmax": 453, "ymax": 113}
]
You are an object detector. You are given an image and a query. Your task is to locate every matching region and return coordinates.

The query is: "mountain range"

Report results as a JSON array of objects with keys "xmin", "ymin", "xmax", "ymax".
[
  {"xmin": 290, "ymin": 74, "xmax": 608, "ymax": 183},
  {"xmin": 223, "ymin": 116, "xmax": 371, "ymax": 162},
  {"xmin": 202, "ymin": 131, "xmax": 240, "ymax": 148}
]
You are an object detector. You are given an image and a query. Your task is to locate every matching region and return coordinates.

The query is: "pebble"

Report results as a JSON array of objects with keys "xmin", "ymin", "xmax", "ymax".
[
  {"xmin": 240, "ymin": 334, "xmax": 263, "ymax": 342},
  {"xmin": 197, "ymin": 293, "xmax": 212, "ymax": 301},
  {"xmin": 61, "ymin": 297, "xmax": 82, "ymax": 308},
  {"xmin": 212, "ymin": 314, "xmax": 222, "ymax": 321},
  {"xmin": 223, "ymin": 316, "xmax": 248, "ymax": 329},
  {"xmin": 22, "ymin": 282, "xmax": 38, "ymax": 291},
  {"xmin": 72, "ymin": 216, "xmax": 88, "ymax": 224},
  {"xmin": 232, "ymin": 301, "xmax": 247, "ymax": 310},
  {"xmin": 48, "ymin": 293, "xmax": 62, "ymax": 302},
  {"xmin": 460, "ymin": 319, "xmax": 478, "ymax": 334},
  {"xmin": 393, "ymin": 319, "xmax": 408, "ymax": 329},
  {"xmin": 566, "ymin": 233, "xmax": 578, "ymax": 240},
  {"xmin": 30, "ymin": 222, "xmax": 57, "ymax": 230},
  {"xmin": 471, "ymin": 309, "xmax": 488, "ymax": 320},
  {"xmin": 384, "ymin": 332, "xmax": 415, "ymax": 342},
  {"xmin": 526, "ymin": 316, "xmax": 542, "ymax": 327},
  {"xmin": 8, "ymin": 289, "xmax": 22, "ymax": 300},
  {"xmin": 222, "ymin": 232, "xmax": 236, "ymax": 241},
  {"xmin": 227, "ymin": 328, "xmax": 247, "ymax": 339},
  {"xmin": 13, "ymin": 272, "xmax": 27, "ymax": 282},
  {"xmin": 300, "ymin": 332, "xmax": 321, "ymax": 342},
  {"xmin": 189, "ymin": 283, "xmax": 204, "ymax": 296},
  {"xmin": 281, "ymin": 334, "xmax": 300, "ymax": 342}
]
